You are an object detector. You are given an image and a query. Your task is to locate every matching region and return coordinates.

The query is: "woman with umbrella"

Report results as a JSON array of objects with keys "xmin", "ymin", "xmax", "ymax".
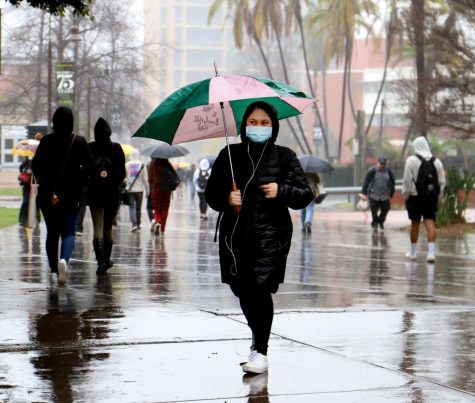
[
  {"xmin": 147, "ymin": 158, "xmax": 180, "ymax": 236},
  {"xmin": 205, "ymin": 101, "xmax": 313, "ymax": 374}
]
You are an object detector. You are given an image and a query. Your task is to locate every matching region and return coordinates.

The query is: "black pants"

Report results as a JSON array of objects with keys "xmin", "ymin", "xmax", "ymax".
[
  {"xmin": 197, "ymin": 191, "xmax": 207, "ymax": 215},
  {"xmin": 232, "ymin": 283, "xmax": 274, "ymax": 356},
  {"xmin": 369, "ymin": 198, "xmax": 390, "ymax": 225}
]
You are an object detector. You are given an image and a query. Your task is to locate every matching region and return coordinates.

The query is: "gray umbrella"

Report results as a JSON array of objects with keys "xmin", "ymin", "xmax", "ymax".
[
  {"xmin": 298, "ymin": 155, "xmax": 333, "ymax": 174},
  {"xmin": 142, "ymin": 142, "xmax": 190, "ymax": 159}
]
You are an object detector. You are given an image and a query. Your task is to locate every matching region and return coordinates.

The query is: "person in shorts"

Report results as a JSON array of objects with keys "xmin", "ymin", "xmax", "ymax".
[{"xmin": 401, "ymin": 136, "xmax": 446, "ymax": 262}]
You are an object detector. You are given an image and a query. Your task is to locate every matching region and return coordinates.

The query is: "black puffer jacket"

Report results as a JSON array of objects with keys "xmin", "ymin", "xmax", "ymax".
[
  {"xmin": 206, "ymin": 141, "xmax": 313, "ymax": 293},
  {"xmin": 32, "ymin": 132, "xmax": 95, "ymax": 210}
]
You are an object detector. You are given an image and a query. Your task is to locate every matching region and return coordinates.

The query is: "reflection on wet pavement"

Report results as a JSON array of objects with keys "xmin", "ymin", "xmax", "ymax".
[{"xmin": 0, "ymin": 197, "xmax": 474, "ymax": 401}]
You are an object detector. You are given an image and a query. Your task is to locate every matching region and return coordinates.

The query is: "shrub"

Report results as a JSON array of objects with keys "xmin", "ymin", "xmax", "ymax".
[{"xmin": 436, "ymin": 168, "xmax": 475, "ymax": 226}]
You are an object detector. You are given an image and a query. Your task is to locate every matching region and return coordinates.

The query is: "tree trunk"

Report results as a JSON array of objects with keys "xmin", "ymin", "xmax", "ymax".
[
  {"xmin": 411, "ymin": 0, "xmax": 428, "ymax": 137},
  {"xmin": 345, "ymin": 36, "xmax": 357, "ymax": 122},
  {"xmin": 31, "ymin": 12, "xmax": 46, "ymax": 122},
  {"xmin": 337, "ymin": 48, "xmax": 349, "ymax": 161},
  {"xmin": 294, "ymin": 4, "xmax": 330, "ymax": 159},
  {"xmin": 273, "ymin": 29, "xmax": 312, "ymax": 154},
  {"xmin": 364, "ymin": 16, "xmax": 395, "ymax": 136},
  {"xmin": 253, "ymin": 33, "xmax": 307, "ymax": 154}
]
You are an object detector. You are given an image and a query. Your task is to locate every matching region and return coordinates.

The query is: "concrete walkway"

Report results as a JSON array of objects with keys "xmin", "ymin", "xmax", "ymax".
[{"xmin": 1, "ymin": 196, "xmax": 474, "ymax": 402}]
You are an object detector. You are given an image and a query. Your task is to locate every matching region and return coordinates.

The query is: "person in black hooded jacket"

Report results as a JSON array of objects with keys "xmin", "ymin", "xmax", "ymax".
[
  {"xmin": 88, "ymin": 117, "xmax": 126, "ymax": 275},
  {"xmin": 32, "ymin": 106, "xmax": 95, "ymax": 284},
  {"xmin": 205, "ymin": 101, "xmax": 313, "ymax": 374}
]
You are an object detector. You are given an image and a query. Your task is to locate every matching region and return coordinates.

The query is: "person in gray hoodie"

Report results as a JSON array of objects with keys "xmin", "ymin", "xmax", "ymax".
[{"xmin": 401, "ymin": 136, "xmax": 446, "ymax": 262}]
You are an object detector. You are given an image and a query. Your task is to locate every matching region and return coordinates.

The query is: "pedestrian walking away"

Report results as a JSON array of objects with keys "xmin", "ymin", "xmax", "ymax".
[
  {"xmin": 88, "ymin": 117, "xmax": 126, "ymax": 275},
  {"xmin": 361, "ymin": 157, "xmax": 395, "ymax": 230},
  {"xmin": 32, "ymin": 106, "xmax": 95, "ymax": 284},
  {"xmin": 148, "ymin": 158, "xmax": 180, "ymax": 236},
  {"xmin": 205, "ymin": 101, "xmax": 313, "ymax": 375},
  {"xmin": 125, "ymin": 149, "xmax": 149, "ymax": 232},
  {"xmin": 402, "ymin": 136, "xmax": 446, "ymax": 262},
  {"xmin": 300, "ymin": 172, "xmax": 322, "ymax": 234},
  {"xmin": 193, "ymin": 158, "xmax": 211, "ymax": 220}
]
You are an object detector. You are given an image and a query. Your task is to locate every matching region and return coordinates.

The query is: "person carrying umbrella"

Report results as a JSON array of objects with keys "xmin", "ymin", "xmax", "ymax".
[
  {"xmin": 147, "ymin": 157, "xmax": 180, "ymax": 236},
  {"xmin": 205, "ymin": 101, "xmax": 313, "ymax": 374}
]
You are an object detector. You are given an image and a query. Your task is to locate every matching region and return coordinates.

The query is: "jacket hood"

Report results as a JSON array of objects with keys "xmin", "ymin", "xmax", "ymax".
[
  {"xmin": 411, "ymin": 136, "xmax": 432, "ymax": 159},
  {"xmin": 52, "ymin": 106, "xmax": 74, "ymax": 135},
  {"xmin": 199, "ymin": 158, "xmax": 210, "ymax": 170},
  {"xmin": 130, "ymin": 149, "xmax": 140, "ymax": 161},
  {"xmin": 239, "ymin": 101, "xmax": 279, "ymax": 146},
  {"xmin": 94, "ymin": 117, "xmax": 112, "ymax": 143}
]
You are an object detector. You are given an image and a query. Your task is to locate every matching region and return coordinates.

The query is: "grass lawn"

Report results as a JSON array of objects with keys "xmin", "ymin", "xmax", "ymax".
[
  {"xmin": 0, "ymin": 188, "xmax": 21, "ymax": 197},
  {"xmin": 0, "ymin": 207, "xmax": 19, "ymax": 228}
]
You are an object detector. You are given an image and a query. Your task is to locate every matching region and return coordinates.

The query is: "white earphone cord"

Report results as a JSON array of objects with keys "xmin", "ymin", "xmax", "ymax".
[{"xmin": 225, "ymin": 141, "xmax": 269, "ymax": 275}]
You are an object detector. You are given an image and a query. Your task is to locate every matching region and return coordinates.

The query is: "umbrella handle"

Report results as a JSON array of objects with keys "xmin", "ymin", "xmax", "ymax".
[{"xmin": 231, "ymin": 180, "xmax": 241, "ymax": 215}]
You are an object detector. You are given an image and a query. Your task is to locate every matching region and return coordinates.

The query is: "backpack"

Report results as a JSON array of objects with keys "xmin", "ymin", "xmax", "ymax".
[
  {"xmin": 95, "ymin": 156, "xmax": 116, "ymax": 188},
  {"xmin": 414, "ymin": 155, "xmax": 440, "ymax": 199},
  {"xmin": 165, "ymin": 166, "xmax": 180, "ymax": 191},
  {"xmin": 197, "ymin": 169, "xmax": 210, "ymax": 190}
]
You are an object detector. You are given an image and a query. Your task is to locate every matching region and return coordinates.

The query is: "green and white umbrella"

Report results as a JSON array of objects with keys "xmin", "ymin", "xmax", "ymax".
[{"xmin": 132, "ymin": 74, "xmax": 314, "ymax": 145}]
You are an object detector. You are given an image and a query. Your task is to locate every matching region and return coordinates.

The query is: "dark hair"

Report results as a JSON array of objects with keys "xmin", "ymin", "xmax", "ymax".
[
  {"xmin": 239, "ymin": 101, "xmax": 280, "ymax": 142},
  {"xmin": 52, "ymin": 106, "xmax": 74, "ymax": 134},
  {"xmin": 94, "ymin": 117, "xmax": 112, "ymax": 143}
]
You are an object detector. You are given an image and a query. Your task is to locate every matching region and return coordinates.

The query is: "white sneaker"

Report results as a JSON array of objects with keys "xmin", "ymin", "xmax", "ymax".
[
  {"xmin": 50, "ymin": 272, "xmax": 58, "ymax": 283},
  {"xmin": 427, "ymin": 254, "xmax": 435, "ymax": 263},
  {"xmin": 405, "ymin": 251, "xmax": 417, "ymax": 261},
  {"xmin": 130, "ymin": 226, "xmax": 139, "ymax": 232},
  {"xmin": 242, "ymin": 351, "xmax": 268, "ymax": 374},
  {"xmin": 58, "ymin": 259, "xmax": 67, "ymax": 284},
  {"xmin": 150, "ymin": 219, "xmax": 156, "ymax": 232}
]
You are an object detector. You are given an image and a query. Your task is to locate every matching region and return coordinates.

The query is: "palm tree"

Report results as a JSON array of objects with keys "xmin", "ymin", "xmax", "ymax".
[
  {"xmin": 208, "ymin": 0, "xmax": 310, "ymax": 154},
  {"xmin": 306, "ymin": 0, "xmax": 380, "ymax": 161},
  {"xmin": 286, "ymin": 0, "xmax": 330, "ymax": 159},
  {"xmin": 252, "ymin": 0, "xmax": 312, "ymax": 154}
]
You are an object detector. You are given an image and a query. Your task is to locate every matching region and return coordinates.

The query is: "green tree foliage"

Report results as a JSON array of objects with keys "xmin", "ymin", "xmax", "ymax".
[{"xmin": 6, "ymin": 0, "xmax": 92, "ymax": 16}]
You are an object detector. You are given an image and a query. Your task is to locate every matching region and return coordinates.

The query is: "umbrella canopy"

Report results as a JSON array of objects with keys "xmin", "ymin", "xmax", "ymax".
[
  {"xmin": 120, "ymin": 144, "xmax": 137, "ymax": 157},
  {"xmin": 298, "ymin": 155, "xmax": 333, "ymax": 174},
  {"xmin": 142, "ymin": 142, "xmax": 190, "ymax": 159},
  {"xmin": 132, "ymin": 75, "xmax": 314, "ymax": 145},
  {"xmin": 12, "ymin": 139, "xmax": 40, "ymax": 158}
]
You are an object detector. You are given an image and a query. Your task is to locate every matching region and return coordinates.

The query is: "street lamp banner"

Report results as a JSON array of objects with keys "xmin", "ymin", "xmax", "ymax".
[{"xmin": 55, "ymin": 63, "xmax": 75, "ymax": 106}]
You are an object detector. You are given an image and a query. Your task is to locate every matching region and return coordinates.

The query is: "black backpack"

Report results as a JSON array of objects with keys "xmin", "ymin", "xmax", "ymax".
[
  {"xmin": 414, "ymin": 155, "xmax": 440, "ymax": 199},
  {"xmin": 197, "ymin": 169, "xmax": 210, "ymax": 190},
  {"xmin": 95, "ymin": 156, "xmax": 116, "ymax": 188}
]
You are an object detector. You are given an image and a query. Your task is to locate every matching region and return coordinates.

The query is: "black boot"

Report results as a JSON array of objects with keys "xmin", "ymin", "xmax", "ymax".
[
  {"xmin": 103, "ymin": 238, "xmax": 114, "ymax": 270},
  {"xmin": 93, "ymin": 238, "xmax": 107, "ymax": 275}
]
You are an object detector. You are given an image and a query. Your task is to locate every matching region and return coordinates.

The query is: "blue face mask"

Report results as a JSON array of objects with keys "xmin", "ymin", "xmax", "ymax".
[{"xmin": 246, "ymin": 126, "xmax": 272, "ymax": 143}]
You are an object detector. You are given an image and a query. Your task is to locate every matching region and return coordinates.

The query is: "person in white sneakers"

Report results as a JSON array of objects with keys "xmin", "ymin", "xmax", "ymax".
[
  {"xmin": 32, "ymin": 107, "xmax": 95, "ymax": 284},
  {"xmin": 401, "ymin": 136, "xmax": 446, "ymax": 262},
  {"xmin": 205, "ymin": 102, "xmax": 313, "ymax": 374}
]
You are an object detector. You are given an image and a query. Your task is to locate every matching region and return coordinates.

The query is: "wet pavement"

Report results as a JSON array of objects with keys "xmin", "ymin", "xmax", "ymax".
[{"xmin": 1, "ymin": 195, "xmax": 475, "ymax": 402}]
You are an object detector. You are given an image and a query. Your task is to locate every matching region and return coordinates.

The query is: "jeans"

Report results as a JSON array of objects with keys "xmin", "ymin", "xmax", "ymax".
[
  {"xmin": 41, "ymin": 206, "xmax": 78, "ymax": 272},
  {"xmin": 300, "ymin": 200, "xmax": 315, "ymax": 228},
  {"xmin": 128, "ymin": 191, "xmax": 143, "ymax": 227}
]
